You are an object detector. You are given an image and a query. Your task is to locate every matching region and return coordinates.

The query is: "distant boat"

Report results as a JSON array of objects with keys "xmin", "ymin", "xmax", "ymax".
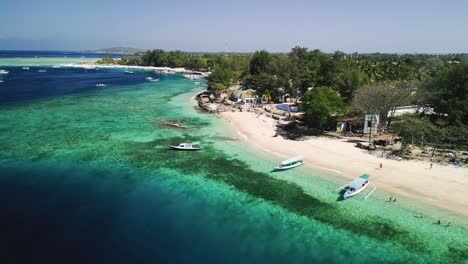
[
  {"xmin": 336, "ymin": 174, "xmax": 376, "ymax": 200},
  {"xmin": 170, "ymin": 142, "xmax": 201, "ymax": 151},
  {"xmin": 0, "ymin": 80, "xmax": 3, "ymax": 83},
  {"xmin": 38, "ymin": 69, "xmax": 47, "ymax": 73},
  {"xmin": 124, "ymin": 70, "xmax": 134, "ymax": 74},
  {"xmin": 96, "ymin": 83, "xmax": 106, "ymax": 87},
  {"xmin": 0, "ymin": 70, "xmax": 9, "ymax": 74},
  {"xmin": 166, "ymin": 123, "xmax": 188, "ymax": 129},
  {"xmin": 274, "ymin": 155, "xmax": 304, "ymax": 171},
  {"xmin": 22, "ymin": 67, "xmax": 30, "ymax": 70},
  {"xmin": 146, "ymin": 76, "xmax": 160, "ymax": 82}
]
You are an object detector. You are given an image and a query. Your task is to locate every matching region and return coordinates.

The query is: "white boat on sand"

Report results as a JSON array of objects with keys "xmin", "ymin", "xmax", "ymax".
[
  {"xmin": 170, "ymin": 142, "xmax": 201, "ymax": 151},
  {"xmin": 336, "ymin": 174, "xmax": 376, "ymax": 199},
  {"xmin": 274, "ymin": 155, "xmax": 304, "ymax": 171}
]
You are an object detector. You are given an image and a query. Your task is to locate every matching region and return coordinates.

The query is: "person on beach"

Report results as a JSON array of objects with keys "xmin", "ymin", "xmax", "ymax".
[
  {"xmin": 447, "ymin": 221, "xmax": 451, "ymax": 227},
  {"xmin": 379, "ymin": 163, "xmax": 383, "ymax": 169},
  {"xmin": 419, "ymin": 212, "xmax": 424, "ymax": 218},
  {"xmin": 392, "ymin": 197, "xmax": 397, "ymax": 203},
  {"xmin": 430, "ymin": 162, "xmax": 433, "ymax": 170},
  {"xmin": 388, "ymin": 196, "xmax": 393, "ymax": 202},
  {"xmin": 436, "ymin": 219, "xmax": 441, "ymax": 225}
]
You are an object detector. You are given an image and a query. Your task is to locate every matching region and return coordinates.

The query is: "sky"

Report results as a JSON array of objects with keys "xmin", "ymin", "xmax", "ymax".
[{"xmin": 1, "ymin": 0, "xmax": 467, "ymax": 53}]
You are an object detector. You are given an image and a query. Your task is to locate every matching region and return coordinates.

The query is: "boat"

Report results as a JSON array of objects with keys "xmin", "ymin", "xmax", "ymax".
[
  {"xmin": 38, "ymin": 69, "xmax": 47, "ymax": 73},
  {"xmin": 336, "ymin": 174, "xmax": 376, "ymax": 200},
  {"xmin": 0, "ymin": 70, "xmax": 9, "ymax": 74},
  {"xmin": 166, "ymin": 123, "xmax": 188, "ymax": 129},
  {"xmin": 170, "ymin": 142, "xmax": 201, "ymax": 151},
  {"xmin": 96, "ymin": 83, "xmax": 106, "ymax": 87},
  {"xmin": 124, "ymin": 70, "xmax": 134, "ymax": 74},
  {"xmin": 22, "ymin": 67, "xmax": 30, "ymax": 70},
  {"xmin": 274, "ymin": 155, "xmax": 304, "ymax": 171},
  {"xmin": 0, "ymin": 80, "xmax": 3, "ymax": 83},
  {"xmin": 146, "ymin": 77, "xmax": 160, "ymax": 82}
]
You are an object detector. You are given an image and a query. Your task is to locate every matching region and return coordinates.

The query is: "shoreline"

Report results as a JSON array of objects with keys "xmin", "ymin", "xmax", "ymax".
[
  {"xmin": 57, "ymin": 63, "xmax": 210, "ymax": 76},
  {"xmin": 218, "ymin": 110, "xmax": 468, "ymax": 219}
]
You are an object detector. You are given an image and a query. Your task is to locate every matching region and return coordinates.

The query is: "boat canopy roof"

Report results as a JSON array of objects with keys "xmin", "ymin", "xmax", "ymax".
[
  {"xmin": 179, "ymin": 142, "xmax": 200, "ymax": 144},
  {"xmin": 280, "ymin": 155, "xmax": 304, "ymax": 165},
  {"xmin": 348, "ymin": 174, "xmax": 370, "ymax": 189}
]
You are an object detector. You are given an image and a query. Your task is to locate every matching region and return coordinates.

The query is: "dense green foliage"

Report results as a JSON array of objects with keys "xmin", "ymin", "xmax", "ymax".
[
  {"xmin": 107, "ymin": 48, "xmax": 467, "ymax": 146},
  {"xmin": 426, "ymin": 63, "xmax": 468, "ymax": 125},
  {"xmin": 300, "ymin": 87, "xmax": 345, "ymax": 130}
]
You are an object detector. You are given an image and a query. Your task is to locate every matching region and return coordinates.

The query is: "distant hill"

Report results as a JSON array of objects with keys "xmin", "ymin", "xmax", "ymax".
[{"xmin": 81, "ymin": 47, "xmax": 145, "ymax": 54}]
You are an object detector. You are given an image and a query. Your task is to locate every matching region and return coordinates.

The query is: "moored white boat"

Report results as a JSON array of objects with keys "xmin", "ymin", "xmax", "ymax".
[
  {"xmin": 0, "ymin": 70, "xmax": 9, "ymax": 74},
  {"xmin": 96, "ymin": 83, "xmax": 106, "ymax": 87},
  {"xmin": 274, "ymin": 155, "xmax": 304, "ymax": 171},
  {"xmin": 124, "ymin": 70, "xmax": 134, "ymax": 74},
  {"xmin": 38, "ymin": 69, "xmax": 47, "ymax": 73},
  {"xmin": 22, "ymin": 67, "xmax": 30, "ymax": 70},
  {"xmin": 170, "ymin": 142, "xmax": 201, "ymax": 151},
  {"xmin": 336, "ymin": 174, "xmax": 376, "ymax": 199}
]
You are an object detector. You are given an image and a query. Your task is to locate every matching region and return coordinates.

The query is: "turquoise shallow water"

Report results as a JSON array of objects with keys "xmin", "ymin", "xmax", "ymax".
[{"xmin": 0, "ymin": 60, "xmax": 467, "ymax": 263}]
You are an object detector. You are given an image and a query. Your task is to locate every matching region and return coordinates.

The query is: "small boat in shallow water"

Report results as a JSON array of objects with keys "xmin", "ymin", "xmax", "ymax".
[
  {"xmin": 124, "ymin": 70, "xmax": 134, "ymax": 74},
  {"xmin": 22, "ymin": 67, "xmax": 29, "ymax": 70},
  {"xmin": 336, "ymin": 174, "xmax": 376, "ymax": 200},
  {"xmin": 274, "ymin": 156, "xmax": 304, "ymax": 171},
  {"xmin": 0, "ymin": 70, "xmax": 9, "ymax": 74},
  {"xmin": 38, "ymin": 69, "xmax": 47, "ymax": 73},
  {"xmin": 96, "ymin": 83, "xmax": 106, "ymax": 87},
  {"xmin": 170, "ymin": 142, "xmax": 201, "ymax": 151}
]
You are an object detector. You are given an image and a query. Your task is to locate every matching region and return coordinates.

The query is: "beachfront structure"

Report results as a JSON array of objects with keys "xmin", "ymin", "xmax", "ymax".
[
  {"xmin": 364, "ymin": 114, "xmax": 379, "ymax": 135},
  {"xmin": 388, "ymin": 105, "xmax": 435, "ymax": 117},
  {"xmin": 336, "ymin": 117, "xmax": 364, "ymax": 133},
  {"xmin": 230, "ymin": 88, "xmax": 257, "ymax": 104}
]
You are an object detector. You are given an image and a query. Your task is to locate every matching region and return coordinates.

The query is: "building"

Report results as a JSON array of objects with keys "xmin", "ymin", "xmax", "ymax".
[{"xmin": 230, "ymin": 88, "xmax": 257, "ymax": 104}]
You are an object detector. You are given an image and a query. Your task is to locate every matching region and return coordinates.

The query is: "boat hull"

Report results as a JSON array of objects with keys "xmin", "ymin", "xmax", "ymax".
[
  {"xmin": 170, "ymin": 146, "xmax": 200, "ymax": 151},
  {"xmin": 274, "ymin": 162, "xmax": 304, "ymax": 171},
  {"xmin": 343, "ymin": 182, "xmax": 369, "ymax": 199}
]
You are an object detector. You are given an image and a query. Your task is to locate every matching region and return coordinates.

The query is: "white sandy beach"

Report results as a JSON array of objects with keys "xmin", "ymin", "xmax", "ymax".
[
  {"xmin": 221, "ymin": 111, "xmax": 468, "ymax": 217},
  {"xmin": 58, "ymin": 63, "xmax": 210, "ymax": 76}
]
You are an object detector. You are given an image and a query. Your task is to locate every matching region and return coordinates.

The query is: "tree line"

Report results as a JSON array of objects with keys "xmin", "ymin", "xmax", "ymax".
[{"xmin": 102, "ymin": 48, "xmax": 467, "ymax": 149}]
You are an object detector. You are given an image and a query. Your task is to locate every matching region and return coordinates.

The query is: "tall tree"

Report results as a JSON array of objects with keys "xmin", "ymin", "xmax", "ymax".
[
  {"xmin": 249, "ymin": 50, "xmax": 272, "ymax": 75},
  {"xmin": 300, "ymin": 87, "xmax": 345, "ymax": 130},
  {"xmin": 351, "ymin": 82, "xmax": 412, "ymax": 125},
  {"xmin": 427, "ymin": 63, "xmax": 468, "ymax": 125}
]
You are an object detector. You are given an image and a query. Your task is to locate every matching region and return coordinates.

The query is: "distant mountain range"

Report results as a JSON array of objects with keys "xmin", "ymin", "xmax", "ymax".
[{"xmin": 81, "ymin": 47, "xmax": 145, "ymax": 54}]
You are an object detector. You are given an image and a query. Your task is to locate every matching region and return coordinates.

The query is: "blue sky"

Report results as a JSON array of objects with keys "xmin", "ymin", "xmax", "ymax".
[{"xmin": 1, "ymin": 0, "xmax": 467, "ymax": 53}]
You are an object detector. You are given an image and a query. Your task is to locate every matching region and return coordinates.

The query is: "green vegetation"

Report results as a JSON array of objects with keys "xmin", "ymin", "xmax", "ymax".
[
  {"xmin": 301, "ymin": 87, "xmax": 345, "ymax": 130},
  {"xmin": 108, "ymin": 48, "xmax": 467, "ymax": 146}
]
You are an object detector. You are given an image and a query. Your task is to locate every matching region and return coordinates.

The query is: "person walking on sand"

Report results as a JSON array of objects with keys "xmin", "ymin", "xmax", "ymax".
[{"xmin": 379, "ymin": 163, "xmax": 383, "ymax": 169}]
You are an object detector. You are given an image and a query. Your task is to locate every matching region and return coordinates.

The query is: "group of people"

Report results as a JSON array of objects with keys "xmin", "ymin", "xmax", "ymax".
[
  {"xmin": 418, "ymin": 212, "xmax": 451, "ymax": 227},
  {"xmin": 387, "ymin": 196, "xmax": 397, "ymax": 202}
]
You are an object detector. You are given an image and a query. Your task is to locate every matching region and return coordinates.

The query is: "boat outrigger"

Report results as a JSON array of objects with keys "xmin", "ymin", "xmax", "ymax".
[
  {"xmin": 170, "ymin": 142, "xmax": 201, "ymax": 151},
  {"xmin": 274, "ymin": 155, "xmax": 304, "ymax": 171},
  {"xmin": 336, "ymin": 174, "xmax": 376, "ymax": 199}
]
